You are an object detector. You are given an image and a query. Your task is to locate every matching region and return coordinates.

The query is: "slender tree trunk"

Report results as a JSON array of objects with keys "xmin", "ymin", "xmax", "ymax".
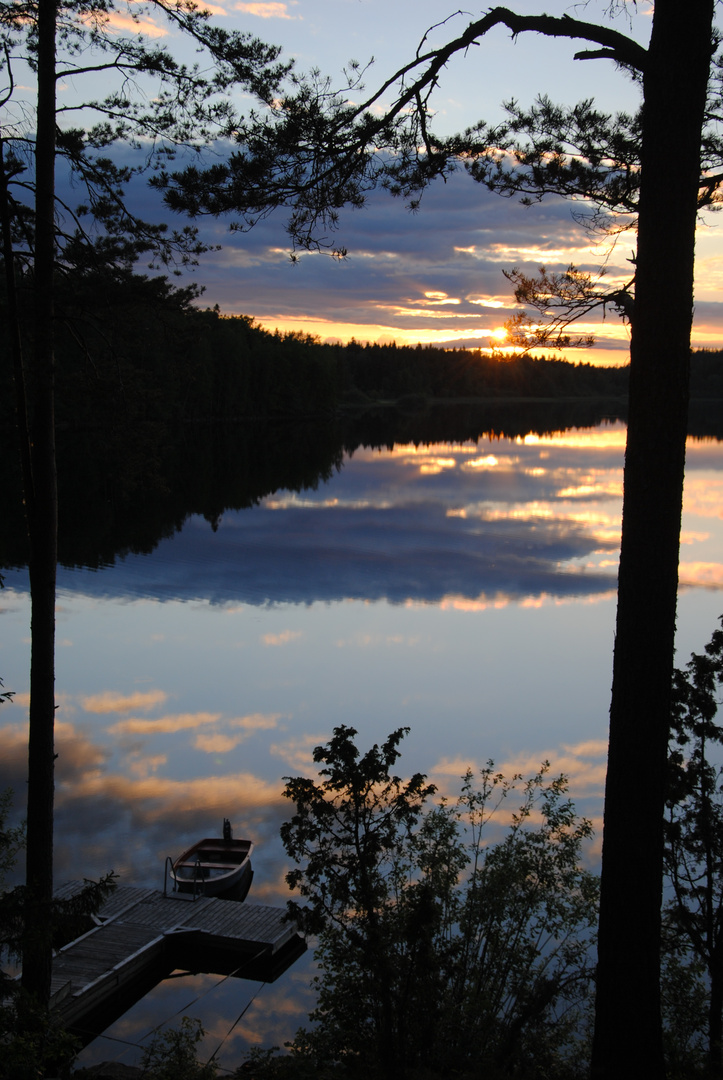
[
  {"xmin": 21, "ymin": 0, "xmax": 58, "ymax": 1005},
  {"xmin": 0, "ymin": 141, "xmax": 32, "ymax": 488},
  {"xmin": 591, "ymin": 3, "xmax": 714, "ymax": 1077},
  {"xmin": 702, "ymin": 742, "xmax": 722, "ymax": 1074},
  {"xmin": 710, "ymin": 962, "xmax": 723, "ymax": 1077}
]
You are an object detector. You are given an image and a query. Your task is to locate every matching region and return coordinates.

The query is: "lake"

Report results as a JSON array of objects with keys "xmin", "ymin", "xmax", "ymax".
[{"xmin": 1, "ymin": 411, "xmax": 722, "ymax": 1069}]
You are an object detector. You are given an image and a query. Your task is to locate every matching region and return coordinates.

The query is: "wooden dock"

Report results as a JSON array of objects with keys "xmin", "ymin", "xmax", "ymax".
[{"xmin": 49, "ymin": 883, "xmax": 306, "ymax": 1046}]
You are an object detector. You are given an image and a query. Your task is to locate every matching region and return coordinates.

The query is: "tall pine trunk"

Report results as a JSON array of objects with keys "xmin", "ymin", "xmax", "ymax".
[
  {"xmin": 710, "ymin": 967, "xmax": 723, "ymax": 1075},
  {"xmin": 591, "ymin": 2, "xmax": 714, "ymax": 1076},
  {"xmin": 20, "ymin": 0, "xmax": 58, "ymax": 1005}
]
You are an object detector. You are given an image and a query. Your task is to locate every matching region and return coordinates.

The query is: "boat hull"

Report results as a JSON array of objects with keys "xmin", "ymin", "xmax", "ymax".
[{"xmin": 170, "ymin": 837, "xmax": 254, "ymax": 900}]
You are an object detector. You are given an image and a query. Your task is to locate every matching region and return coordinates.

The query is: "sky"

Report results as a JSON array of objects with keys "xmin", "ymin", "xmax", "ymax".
[{"xmin": 53, "ymin": 1, "xmax": 723, "ymax": 360}]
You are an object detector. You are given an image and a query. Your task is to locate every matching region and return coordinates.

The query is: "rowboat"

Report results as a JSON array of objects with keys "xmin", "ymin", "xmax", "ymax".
[{"xmin": 170, "ymin": 820, "xmax": 254, "ymax": 900}]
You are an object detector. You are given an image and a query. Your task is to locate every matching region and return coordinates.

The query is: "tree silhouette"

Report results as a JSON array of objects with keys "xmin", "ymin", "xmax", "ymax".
[
  {"xmin": 665, "ymin": 618, "xmax": 723, "ymax": 1074},
  {"xmin": 281, "ymin": 727, "xmax": 598, "ymax": 1080}
]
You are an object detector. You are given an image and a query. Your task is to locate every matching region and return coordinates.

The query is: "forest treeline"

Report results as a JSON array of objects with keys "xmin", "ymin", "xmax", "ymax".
[
  {"xmin": 2, "ymin": 269, "xmax": 722, "ymax": 574},
  {"xmin": 2, "ymin": 269, "xmax": 723, "ymax": 429},
  {"xmin": 2, "ymin": 269, "xmax": 720, "ymax": 429}
]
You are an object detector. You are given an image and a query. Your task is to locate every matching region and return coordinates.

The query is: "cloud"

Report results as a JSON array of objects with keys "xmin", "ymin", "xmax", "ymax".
[
  {"xmin": 127, "ymin": 753, "xmax": 167, "ymax": 779},
  {"xmin": 0, "ymin": 715, "xmax": 294, "ymax": 903},
  {"xmin": 82, "ymin": 689, "xmax": 169, "ymax": 714},
  {"xmin": 101, "ymin": 160, "xmax": 645, "ymax": 360},
  {"xmin": 229, "ymin": 713, "xmax": 283, "ymax": 731},
  {"xmin": 56, "ymin": 768, "xmax": 284, "ymax": 817},
  {"xmin": 270, "ymin": 733, "xmax": 330, "ymax": 772},
  {"xmin": 0, "ymin": 720, "xmax": 110, "ymax": 794},
  {"xmin": 497, "ymin": 743, "xmax": 608, "ymax": 799},
  {"xmin": 46, "ymin": 494, "xmax": 622, "ymax": 610},
  {"xmin": 429, "ymin": 755, "xmax": 479, "ymax": 779},
  {"xmin": 430, "ymin": 737, "xmax": 608, "ymax": 803},
  {"xmin": 108, "ymin": 711, "xmax": 222, "ymax": 735},
  {"xmin": 194, "ymin": 732, "xmax": 246, "ymax": 753},
  {"xmin": 679, "ymin": 479, "xmax": 723, "ymax": 519},
  {"xmin": 678, "ymin": 562, "xmax": 723, "ymax": 588},
  {"xmin": 262, "ymin": 630, "xmax": 302, "ymax": 646},
  {"xmin": 234, "ymin": 1, "xmax": 297, "ymax": 16},
  {"xmin": 93, "ymin": 11, "xmax": 167, "ymax": 37},
  {"xmin": 47, "ymin": 3, "xmax": 723, "ymax": 363},
  {"xmin": 107, "ymin": 710, "xmax": 284, "ymax": 752},
  {"xmin": 54, "ymin": 721, "xmax": 111, "ymax": 778}
]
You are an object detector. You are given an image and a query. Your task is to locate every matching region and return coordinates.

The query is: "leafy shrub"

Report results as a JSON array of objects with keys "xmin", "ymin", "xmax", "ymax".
[{"xmin": 276, "ymin": 726, "xmax": 598, "ymax": 1080}]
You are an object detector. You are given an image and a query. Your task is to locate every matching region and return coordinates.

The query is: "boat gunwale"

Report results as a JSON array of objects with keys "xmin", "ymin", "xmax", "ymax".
[{"xmin": 170, "ymin": 837, "xmax": 254, "ymax": 893}]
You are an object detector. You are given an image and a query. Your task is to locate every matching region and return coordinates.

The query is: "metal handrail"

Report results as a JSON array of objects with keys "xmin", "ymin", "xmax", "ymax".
[
  {"xmin": 163, "ymin": 856, "xmax": 175, "ymax": 897},
  {"xmin": 164, "ymin": 854, "xmax": 206, "ymax": 900},
  {"xmin": 192, "ymin": 855, "xmax": 205, "ymax": 898}
]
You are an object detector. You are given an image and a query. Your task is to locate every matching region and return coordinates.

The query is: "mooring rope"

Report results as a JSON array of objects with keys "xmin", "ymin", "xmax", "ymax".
[{"xmin": 204, "ymin": 979, "xmax": 269, "ymax": 1066}]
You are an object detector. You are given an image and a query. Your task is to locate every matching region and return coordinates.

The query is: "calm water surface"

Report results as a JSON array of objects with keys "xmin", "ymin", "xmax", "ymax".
[{"xmin": 1, "ymin": 421, "xmax": 723, "ymax": 1068}]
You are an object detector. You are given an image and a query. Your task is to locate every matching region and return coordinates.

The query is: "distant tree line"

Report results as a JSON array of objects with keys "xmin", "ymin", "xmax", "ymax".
[
  {"xmin": 0, "ymin": 268, "xmax": 337, "ymax": 428},
  {"xmin": 340, "ymin": 342, "xmax": 719, "ymax": 404},
  {"xmin": 2, "ymin": 269, "xmax": 722, "ymax": 433},
  {"xmin": 339, "ymin": 339, "xmax": 630, "ymax": 402}
]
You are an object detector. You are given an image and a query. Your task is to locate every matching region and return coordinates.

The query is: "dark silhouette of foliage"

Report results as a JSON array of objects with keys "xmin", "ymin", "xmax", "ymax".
[
  {"xmin": 140, "ymin": 1017, "xmax": 218, "ymax": 1080},
  {"xmin": 664, "ymin": 617, "xmax": 723, "ymax": 1075},
  {"xmin": 279, "ymin": 727, "xmax": 598, "ymax": 1080}
]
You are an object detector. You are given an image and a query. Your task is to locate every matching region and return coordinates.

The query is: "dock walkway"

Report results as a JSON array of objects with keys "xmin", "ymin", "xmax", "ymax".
[{"xmin": 49, "ymin": 883, "xmax": 306, "ymax": 1045}]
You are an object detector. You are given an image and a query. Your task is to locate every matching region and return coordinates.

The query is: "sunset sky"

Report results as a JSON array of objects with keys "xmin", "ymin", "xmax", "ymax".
[{"xmin": 64, "ymin": 0, "xmax": 723, "ymax": 361}]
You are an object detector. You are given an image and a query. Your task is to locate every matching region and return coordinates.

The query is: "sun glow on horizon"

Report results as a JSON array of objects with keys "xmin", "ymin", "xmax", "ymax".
[{"xmin": 217, "ymin": 310, "xmax": 632, "ymax": 367}]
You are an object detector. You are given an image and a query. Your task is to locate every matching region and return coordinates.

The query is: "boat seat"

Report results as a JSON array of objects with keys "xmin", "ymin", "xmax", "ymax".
[{"xmin": 176, "ymin": 860, "xmax": 234, "ymax": 870}]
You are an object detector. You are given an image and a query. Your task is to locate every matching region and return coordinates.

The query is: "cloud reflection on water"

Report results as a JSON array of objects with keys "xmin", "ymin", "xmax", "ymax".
[
  {"xmin": 1, "ymin": 424, "xmax": 722, "ymax": 1068},
  {"xmin": 33, "ymin": 427, "xmax": 636, "ymax": 608}
]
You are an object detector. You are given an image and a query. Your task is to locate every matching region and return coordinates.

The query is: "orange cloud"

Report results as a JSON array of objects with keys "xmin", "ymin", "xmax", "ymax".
[
  {"xmin": 128, "ymin": 753, "xmax": 167, "ymax": 779},
  {"xmin": 108, "ymin": 711, "xmax": 222, "ymax": 735},
  {"xmin": 431, "ymin": 737, "xmax": 608, "ymax": 803},
  {"xmin": 88, "ymin": 10, "xmax": 168, "ymax": 37},
  {"xmin": 415, "ymin": 456, "xmax": 457, "ymax": 474},
  {"xmin": 234, "ymin": 1, "xmax": 296, "ymax": 17},
  {"xmin": 682, "ymin": 482, "xmax": 723, "ymax": 519},
  {"xmin": 82, "ymin": 689, "xmax": 168, "ymax": 714},
  {"xmin": 8, "ymin": 692, "xmax": 29, "ymax": 709},
  {"xmin": 55, "ymin": 769, "xmax": 283, "ymax": 817},
  {"xmin": 439, "ymin": 595, "xmax": 510, "ymax": 612},
  {"xmin": 47, "ymin": 721, "xmax": 111, "ymax": 780},
  {"xmin": 497, "ymin": 745, "xmax": 608, "ymax": 798},
  {"xmin": 194, "ymin": 732, "xmax": 246, "ymax": 753},
  {"xmin": 523, "ymin": 429, "xmax": 628, "ymax": 450},
  {"xmin": 270, "ymin": 733, "xmax": 330, "ymax": 772},
  {"xmin": 262, "ymin": 630, "xmax": 302, "ymax": 646},
  {"xmin": 463, "ymin": 455, "xmax": 500, "ymax": 469},
  {"xmin": 678, "ymin": 562, "xmax": 723, "ymax": 588},
  {"xmin": 229, "ymin": 713, "xmax": 283, "ymax": 731},
  {"xmin": 429, "ymin": 755, "xmax": 479, "ymax": 779}
]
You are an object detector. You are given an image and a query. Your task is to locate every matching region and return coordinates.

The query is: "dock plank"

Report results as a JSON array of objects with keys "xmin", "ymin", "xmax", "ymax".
[{"xmin": 48, "ymin": 884, "xmax": 306, "ymax": 1046}]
